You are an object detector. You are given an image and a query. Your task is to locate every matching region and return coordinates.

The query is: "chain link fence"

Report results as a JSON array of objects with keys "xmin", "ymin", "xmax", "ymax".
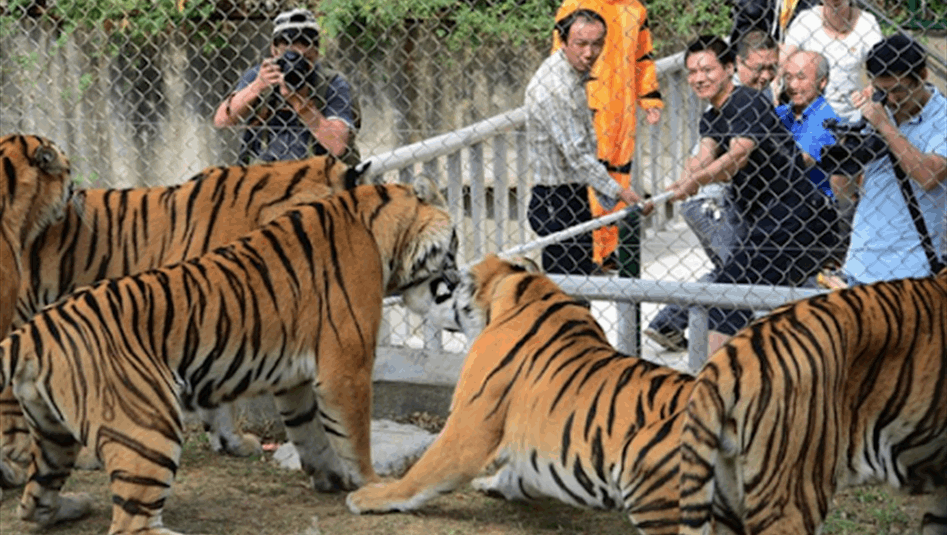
[{"xmin": 1, "ymin": 0, "xmax": 945, "ymax": 371}]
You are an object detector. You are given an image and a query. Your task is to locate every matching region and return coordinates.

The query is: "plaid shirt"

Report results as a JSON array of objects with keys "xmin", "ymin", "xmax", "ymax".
[{"xmin": 526, "ymin": 50, "xmax": 623, "ymax": 209}]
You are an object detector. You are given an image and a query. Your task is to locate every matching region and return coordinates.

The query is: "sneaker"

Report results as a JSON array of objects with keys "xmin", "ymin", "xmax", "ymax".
[{"xmin": 644, "ymin": 326, "xmax": 688, "ymax": 352}]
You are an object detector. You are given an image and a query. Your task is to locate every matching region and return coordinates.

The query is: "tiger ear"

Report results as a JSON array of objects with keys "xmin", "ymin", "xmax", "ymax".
[
  {"xmin": 344, "ymin": 160, "xmax": 372, "ymax": 189},
  {"xmin": 411, "ymin": 174, "xmax": 446, "ymax": 208},
  {"xmin": 32, "ymin": 145, "xmax": 67, "ymax": 176},
  {"xmin": 507, "ymin": 256, "xmax": 541, "ymax": 274}
]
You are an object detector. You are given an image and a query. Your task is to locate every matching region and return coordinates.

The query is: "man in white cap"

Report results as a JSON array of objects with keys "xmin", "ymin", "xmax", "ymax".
[{"xmin": 214, "ymin": 8, "xmax": 360, "ymax": 165}]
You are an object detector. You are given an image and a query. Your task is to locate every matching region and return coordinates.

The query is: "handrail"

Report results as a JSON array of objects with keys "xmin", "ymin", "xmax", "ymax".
[
  {"xmin": 364, "ymin": 51, "xmax": 688, "ymax": 180},
  {"xmin": 365, "ymin": 108, "xmax": 527, "ymax": 178}
]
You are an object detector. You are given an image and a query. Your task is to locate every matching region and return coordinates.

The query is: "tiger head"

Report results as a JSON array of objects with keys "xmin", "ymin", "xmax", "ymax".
[
  {"xmin": 365, "ymin": 175, "xmax": 458, "ymax": 315},
  {"xmin": 0, "ymin": 134, "xmax": 72, "ymax": 247},
  {"xmin": 403, "ymin": 254, "xmax": 541, "ymax": 341}
]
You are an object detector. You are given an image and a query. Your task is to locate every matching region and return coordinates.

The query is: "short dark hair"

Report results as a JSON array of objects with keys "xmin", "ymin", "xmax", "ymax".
[
  {"xmin": 866, "ymin": 33, "xmax": 927, "ymax": 80},
  {"xmin": 685, "ymin": 35, "xmax": 734, "ymax": 67},
  {"xmin": 554, "ymin": 8, "xmax": 607, "ymax": 43},
  {"xmin": 735, "ymin": 29, "xmax": 777, "ymax": 59}
]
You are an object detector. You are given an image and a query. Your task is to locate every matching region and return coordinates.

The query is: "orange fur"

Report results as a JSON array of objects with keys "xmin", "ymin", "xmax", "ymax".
[
  {"xmin": 0, "ymin": 180, "xmax": 456, "ymax": 535},
  {"xmin": 347, "ymin": 255, "xmax": 693, "ymax": 534},
  {"xmin": 0, "ymin": 155, "xmax": 368, "ymax": 488},
  {"xmin": 679, "ymin": 271, "xmax": 947, "ymax": 535}
]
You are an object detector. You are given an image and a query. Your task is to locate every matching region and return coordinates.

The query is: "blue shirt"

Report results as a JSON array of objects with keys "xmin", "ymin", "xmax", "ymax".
[
  {"xmin": 846, "ymin": 85, "xmax": 947, "ymax": 282},
  {"xmin": 233, "ymin": 63, "xmax": 356, "ymax": 163},
  {"xmin": 776, "ymin": 96, "xmax": 839, "ymax": 198}
]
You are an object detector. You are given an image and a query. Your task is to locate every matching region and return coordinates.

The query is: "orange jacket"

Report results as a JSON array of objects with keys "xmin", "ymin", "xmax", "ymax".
[{"xmin": 553, "ymin": 0, "xmax": 663, "ymax": 263}]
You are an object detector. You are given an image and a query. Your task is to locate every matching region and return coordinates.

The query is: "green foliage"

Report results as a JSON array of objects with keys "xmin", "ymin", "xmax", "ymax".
[
  {"xmin": 318, "ymin": 0, "xmax": 561, "ymax": 51},
  {"xmin": 317, "ymin": 0, "xmax": 730, "ymax": 56},
  {"xmin": 647, "ymin": 0, "xmax": 732, "ymax": 56},
  {"xmin": 0, "ymin": 0, "xmax": 218, "ymax": 44}
]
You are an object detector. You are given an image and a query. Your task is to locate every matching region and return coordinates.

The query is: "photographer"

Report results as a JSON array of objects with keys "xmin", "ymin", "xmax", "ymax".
[
  {"xmin": 833, "ymin": 34, "xmax": 946, "ymax": 283},
  {"xmin": 214, "ymin": 8, "xmax": 359, "ymax": 165}
]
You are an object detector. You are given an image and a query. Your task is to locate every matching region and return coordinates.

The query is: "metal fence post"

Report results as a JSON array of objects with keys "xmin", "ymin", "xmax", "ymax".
[
  {"xmin": 687, "ymin": 305, "xmax": 709, "ymax": 372},
  {"xmin": 617, "ymin": 210, "xmax": 642, "ymax": 355}
]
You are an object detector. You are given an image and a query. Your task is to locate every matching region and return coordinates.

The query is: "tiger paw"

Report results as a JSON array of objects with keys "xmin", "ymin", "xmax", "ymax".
[
  {"xmin": 308, "ymin": 469, "xmax": 358, "ymax": 493},
  {"xmin": 211, "ymin": 432, "xmax": 263, "ymax": 458},
  {"xmin": 0, "ymin": 458, "xmax": 28, "ymax": 488},
  {"xmin": 20, "ymin": 491, "xmax": 93, "ymax": 526},
  {"xmin": 471, "ymin": 468, "xmax": 529, "ymax": 502},
  {"xmin": 346, "ymin": 482, "xmax": 414, "ymax": 514},
  {"xmin": 73, "ymin": 447, "xmax": 104, "ymax": 471}
]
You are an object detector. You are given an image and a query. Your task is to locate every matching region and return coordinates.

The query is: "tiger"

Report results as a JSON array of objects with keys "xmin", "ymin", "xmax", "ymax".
[
  {"xmin": 0, "ymin": 154, "xmax": 370, "ymax": 490},
  {"xmin": 0, "ymin": 134, "xmax": 72, "ymax": 336},
  {"xmin": 0, "ymin": 134, "xmax": 73, "ymax": 495},
  {"xmin": 678, "ymin": 270, "xmax": 947, "ymax": 535},
  {"xmin": 347, "ymin": 254, "xmax": 695, "ymax": 535},
  {"xmin": 0, "ymin": 178, "xmax": 457, "ymax": 534}
]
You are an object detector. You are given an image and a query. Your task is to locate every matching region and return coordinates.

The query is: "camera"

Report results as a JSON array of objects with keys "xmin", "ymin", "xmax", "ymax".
[
  {"xmin": 819, "ymin": 118, "xmax": 888, "ymax": 177},
  {"xmin": 275, "ymin": 50, "xmax": 315, "ymax": 92}
]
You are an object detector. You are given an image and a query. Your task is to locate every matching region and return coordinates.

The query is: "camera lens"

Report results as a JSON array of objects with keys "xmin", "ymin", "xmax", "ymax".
[{"xmin": 276, "ymin": 50, "xmax": 311, "ymax": 91}]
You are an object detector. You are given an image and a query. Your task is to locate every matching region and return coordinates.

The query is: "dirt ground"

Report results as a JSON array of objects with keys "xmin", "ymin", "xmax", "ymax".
[{"xmin": 0, "ymin": 421, "xmax": 932, "ymax": 535}]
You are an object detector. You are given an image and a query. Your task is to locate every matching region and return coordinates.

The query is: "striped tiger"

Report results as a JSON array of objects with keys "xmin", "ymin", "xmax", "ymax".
[
  {"xmin": 347, "ymin": 254, "xmax": 694, "ymax": 534},
  {"xmin": 1, "ymin": 134, "xmax": 72, "ymax": 336},
  {"xmin": 679, "ymin": 270, "xmax": 947, "ymax": 535},
  {"xmin": 0, "ymin": 179, "xmax": 457, "ymax": 534},
  {"xmin": 0, "ymin": 134, "xmax": 73, "ymax": 494},
  {"xmin": 0, "ymin": 155, "xmax": 369, "ymax": 489}
]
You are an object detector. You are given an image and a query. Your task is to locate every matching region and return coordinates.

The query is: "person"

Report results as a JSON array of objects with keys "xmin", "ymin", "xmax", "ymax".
[
  {"xmin": 552, "ymin": 0, "xmax": 663, "ymax": 271},
  {"xmin": 730, "ymin": 0, "xmax": 819, "ymax": 44},
  {"xmin": 775, "ymin": 49, "xmax": 853, "ymax": 266},
  {"xmin": 664, "ymin": 35, "xmax": 839, "ymax": 355},
  {"xmin": 213, "ymin": 8, "xmax": 360, "ymax": 165},
  {"xmin": 834, "ymin": 34, "xmax": 946, "ymax": 283},
  {"xmin": 781, "ymin": 0, "xmax": 882, "ymax": 121},
  {"xmin": 526, "ymin": 8, "xmax": 651, "ymax": 275},
  {"xmin": 645, "ymin": 31, "xmax": 777, "ymax": 352},
  {"xmin": 776, "ymin": 49, "xmax": 839, "ymax": 198},
  {"xmin": 734, "ymin": 30, "xmax": 779, "ymax": 95}
]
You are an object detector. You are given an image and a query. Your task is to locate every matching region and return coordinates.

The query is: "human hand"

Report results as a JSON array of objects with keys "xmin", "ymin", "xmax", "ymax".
[
  {"xmin": 666, "ymin": 174, "xmax": 699, "ymax": 202},
  {"xmin": 619, "ymin": 188, "xmax": 654, "ymax": 216},
  {"xmin": 645, "ymin": 108, "xmax": 661, "ymax": 125},
  {"xmin": 253, "ymin": 58, "xmax": 283, "ymax": 95},
  {"xmin": 800, "ymin": 151, "xmax": 816, "ymax": 168},
  {"xmin": 850, "ymin": 87, "xmax": 889, "ymax": 129}
]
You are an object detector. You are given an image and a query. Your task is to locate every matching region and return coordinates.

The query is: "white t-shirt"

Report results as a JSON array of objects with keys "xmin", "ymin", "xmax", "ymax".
[{"xmin": 784, "ymin": 6, "xmax": 883, "ymax": 120}]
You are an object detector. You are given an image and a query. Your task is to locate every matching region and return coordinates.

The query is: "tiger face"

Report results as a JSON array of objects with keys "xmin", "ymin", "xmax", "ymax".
[
  {"xmin": 400, "ymin": 256, "xmax": 541, "ymax": 340},
  {"xmin": 0, "ymin": 134, "xmax": 71, "ymax": 249},
  {"xmin": 368, "ymin": 175, "xmax": 459, "ymax": 308},
  {"xmin": 0, "ymin": 134, "xmax": 71, "ymax": 336}
]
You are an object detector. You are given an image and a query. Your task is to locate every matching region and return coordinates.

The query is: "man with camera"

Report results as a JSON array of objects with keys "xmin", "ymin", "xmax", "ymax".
[
  {"xmin": 214, "ymin": 8, "xmax": 360, "ymax": 165},
  {"xmin": 833, "ymin": 34, "xmax": 946, "ymax": 283}
]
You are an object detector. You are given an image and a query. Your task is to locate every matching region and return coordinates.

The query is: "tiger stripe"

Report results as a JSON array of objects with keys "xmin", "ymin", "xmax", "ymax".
[
  {"xmin": 0, "ymin": 180, "xmax": 455, "ymax": 534},
  {"xmin": 679, "ymin": 270, "xmax": 947, "ymax": 535},
  {"xmin": 346, "ymin": 255, "xmax": 693, "ymax": 534},
  {"xmin": 1, "ymin": 155, "xmax": 367, "ymax": 487}
]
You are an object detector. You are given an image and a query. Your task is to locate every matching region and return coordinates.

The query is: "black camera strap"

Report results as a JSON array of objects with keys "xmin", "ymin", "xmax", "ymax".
[{"xmin": 891, "ymin": 156, "xmax": 945, "ymax": 274}]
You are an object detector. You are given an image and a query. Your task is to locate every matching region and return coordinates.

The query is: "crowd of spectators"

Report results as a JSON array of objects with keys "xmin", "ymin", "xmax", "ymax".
[
  {"xmin": 518, "ymin": 1, "xmax": 945, "ymax": 354},
  {"xmin": 214, "ymin": 5, "xmax": 945, "ymax": 355}
]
